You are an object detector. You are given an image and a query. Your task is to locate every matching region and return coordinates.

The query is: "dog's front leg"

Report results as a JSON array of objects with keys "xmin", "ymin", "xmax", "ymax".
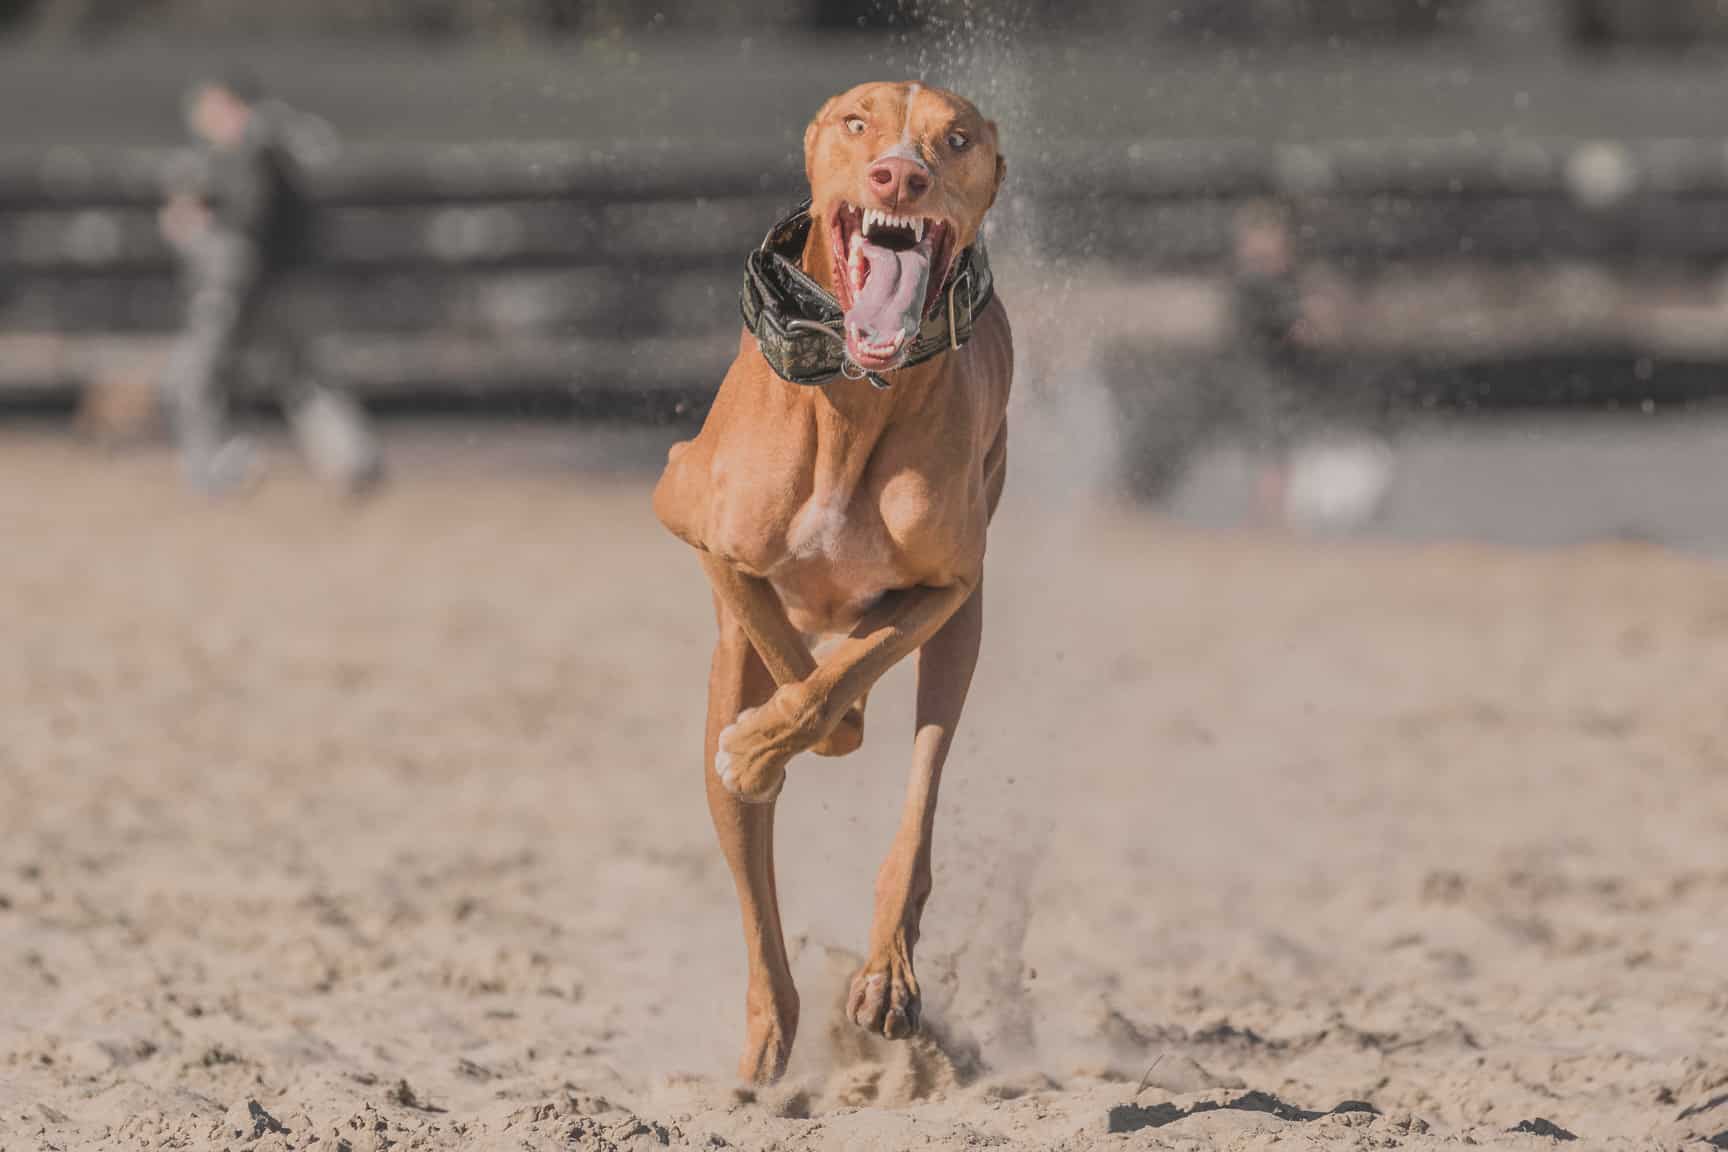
[
  {"xmin": 847, "ymin": 575, "xmax": 983, "ymax": 1039},
  {"xmin": 718, "ymin": 575, "xmax": 977, "ymax": 803},
  {"xmin": 705, "ymin": 599, "xmax": 800, "ymax": 1083},
  {"xmin": 699, "ymin": 552, "xmax": 863, "ymax": 803},
  {"xmin": 699, "ymin": 551, "xmax": 817, "ymax": 687}
]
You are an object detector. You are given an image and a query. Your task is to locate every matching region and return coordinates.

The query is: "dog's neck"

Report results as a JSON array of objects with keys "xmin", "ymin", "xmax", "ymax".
[{"xmin": 799, "ymin": 210, "xmax": 839, "ymax": 300}]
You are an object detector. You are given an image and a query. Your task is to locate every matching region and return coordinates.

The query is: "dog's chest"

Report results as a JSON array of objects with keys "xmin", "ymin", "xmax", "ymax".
[
  {"xmin": 779, "ymin": 488, "xmax": 900, "ymax": 589},
  {"xmin": 790, "ymin": 459, "xmax": 957, "ymax": 563},
  {"xmin": 767, "ymin": 470, "xmax": 960, "ymax": 630}
]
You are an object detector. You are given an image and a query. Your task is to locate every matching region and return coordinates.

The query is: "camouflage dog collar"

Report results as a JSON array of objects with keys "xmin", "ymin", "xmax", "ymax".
[{"xmin": 740, "ymin": 199, "xmax": 994, "ymax": 390}]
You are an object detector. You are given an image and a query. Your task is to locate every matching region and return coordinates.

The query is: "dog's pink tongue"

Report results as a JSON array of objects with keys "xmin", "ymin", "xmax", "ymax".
[{"xmin": 848, "ymin": 240, "xmax": 931, "ymax": 340}]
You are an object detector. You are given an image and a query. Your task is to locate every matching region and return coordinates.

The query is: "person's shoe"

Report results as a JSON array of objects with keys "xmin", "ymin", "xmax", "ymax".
[
  {"xmin": 1283, "ymin": 435, "xmax": 1395, "ymax": 532},
  {"xmin": 293, "ymin": 391, "xmax": 384, "ymax": 498},
  {"xmin": 186, "ymin": 436, "xmax": 260, "ymax": 495}
]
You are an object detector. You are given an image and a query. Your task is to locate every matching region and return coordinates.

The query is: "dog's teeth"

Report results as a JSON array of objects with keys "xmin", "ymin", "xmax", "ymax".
[{"xmin": 913, "ymin": 218, "xmax": 925, "ymax": 240}]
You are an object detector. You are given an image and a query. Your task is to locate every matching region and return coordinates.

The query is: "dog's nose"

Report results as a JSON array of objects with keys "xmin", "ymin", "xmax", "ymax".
[{"xmin": 867, "ymin": 157, "xmax": 930, "ymax": 208}]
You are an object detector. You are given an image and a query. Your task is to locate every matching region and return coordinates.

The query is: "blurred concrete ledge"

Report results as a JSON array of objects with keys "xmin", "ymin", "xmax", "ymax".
[
  {"xmin": 1054, "ymin": 266, "xmax": 1728, "ymax": 358},
  {"xmin": 10, "ymin": 36, "xmax": 1728, "ymax": 412},
  {"xmin": 15, "ymin": 262, "xmax": 1728, "ymax": 401},
  {"xmin": 0, "ymin": 331, "xmax": 722, "ymax": 395}
]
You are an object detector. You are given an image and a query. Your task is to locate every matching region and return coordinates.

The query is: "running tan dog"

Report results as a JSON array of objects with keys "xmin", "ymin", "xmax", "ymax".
[{"xmin": 654, "ymin": 81, "xmax": 1010, "ymax": 1083}]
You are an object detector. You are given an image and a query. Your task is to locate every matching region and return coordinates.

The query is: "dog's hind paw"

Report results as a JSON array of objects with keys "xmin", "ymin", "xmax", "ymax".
[
  {"xmin": 847, "ymin": 951, "xmax": 921, "ymax": 1041},
  {"xmin": 811, "ymin": 702, "xmax": 865, "ymax": 757}
]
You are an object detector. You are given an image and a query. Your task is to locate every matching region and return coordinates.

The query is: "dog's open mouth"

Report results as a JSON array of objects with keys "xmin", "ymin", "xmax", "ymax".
[{"xmin": 830, "ymin": 203, "xmax": 956, "ymax": 372}]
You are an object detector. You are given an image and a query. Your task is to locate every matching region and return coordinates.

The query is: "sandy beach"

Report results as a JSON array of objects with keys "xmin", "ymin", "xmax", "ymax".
[{"xmin": 2, "ymin": 431, "xmax": 1725, "ymax": 1150}]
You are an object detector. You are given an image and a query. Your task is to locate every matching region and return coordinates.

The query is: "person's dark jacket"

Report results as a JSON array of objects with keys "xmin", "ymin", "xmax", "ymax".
[
  {"xmin": 1233, "ymin": 273, "xmax": 1314, "ymax": 376},
  {"xmin": 200, "ymin": 127, "xmax": 315, "ymax": 276}
]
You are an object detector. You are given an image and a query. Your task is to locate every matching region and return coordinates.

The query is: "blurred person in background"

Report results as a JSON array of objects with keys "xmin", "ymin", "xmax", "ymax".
[
  {"xmin": 1226, "ymin": 198, "xmax": 1393, "ymax": 531},
  {"xmin": 159, "ymin": 73, "xmax": 381, "ymax": 496}
]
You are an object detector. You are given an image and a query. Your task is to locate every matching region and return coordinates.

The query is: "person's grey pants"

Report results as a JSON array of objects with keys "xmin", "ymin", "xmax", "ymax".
[{"xmin": 163, "ymin": 237, "xmax": 382, "ymax": 494}]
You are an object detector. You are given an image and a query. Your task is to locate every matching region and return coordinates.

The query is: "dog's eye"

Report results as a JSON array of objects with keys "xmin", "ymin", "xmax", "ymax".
[
  {"xmin": 843, "ymin": 116, "xmax": 867, "ymax": 136},
  {"xmin": 947, "ymin": 130, "xmax": 970, "ymax": 151}
]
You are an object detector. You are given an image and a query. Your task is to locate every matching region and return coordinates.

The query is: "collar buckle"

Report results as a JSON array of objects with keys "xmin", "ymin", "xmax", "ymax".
[{"xmin": 947, "ymin": 264, "xmax": 975, "ymax": 351}]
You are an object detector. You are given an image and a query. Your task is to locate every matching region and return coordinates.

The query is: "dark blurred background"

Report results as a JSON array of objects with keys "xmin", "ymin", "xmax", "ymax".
[{"xmin": 7, "ymin": 0, "xmax": 1728, "ymax": 540}]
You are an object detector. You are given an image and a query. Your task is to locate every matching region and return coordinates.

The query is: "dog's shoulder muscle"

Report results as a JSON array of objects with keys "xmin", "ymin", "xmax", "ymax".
[{"xmin": 653, "ymin": 334, "xmax": 816, "ymax": 573}]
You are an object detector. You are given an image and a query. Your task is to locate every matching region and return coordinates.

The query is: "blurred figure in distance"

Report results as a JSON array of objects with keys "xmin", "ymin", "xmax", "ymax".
[
  {"xmin": 159, "ymin": 73, "xmax": 382, "ymax": 496},
  {"xmin": 1227, "ymin": 198, "xmax": 1393, "ymax": 531}
]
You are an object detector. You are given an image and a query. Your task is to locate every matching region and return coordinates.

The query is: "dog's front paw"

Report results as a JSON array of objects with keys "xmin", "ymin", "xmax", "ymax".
[
  {"xmin": 711, "ymin": 704, "xmax": 781, "ymax": 801},
  {"xmin": 715, "ymin": 685, "xmax": 824, "ymax": 803},
  {"xmin": 739, "ymin": 990, "xmax": 800, "ymax": 1084}
]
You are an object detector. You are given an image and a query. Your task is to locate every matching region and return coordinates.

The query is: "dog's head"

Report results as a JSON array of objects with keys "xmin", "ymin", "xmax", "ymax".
[{"xmin": 803, "ymin": 81, "xmax": 1005, "ymax": 373}]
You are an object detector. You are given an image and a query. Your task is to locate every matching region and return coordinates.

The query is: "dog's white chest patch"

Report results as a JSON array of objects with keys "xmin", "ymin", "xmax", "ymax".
[{"xmin": 788, "ymin": 493, "xmax": 851, "ymax": 560}]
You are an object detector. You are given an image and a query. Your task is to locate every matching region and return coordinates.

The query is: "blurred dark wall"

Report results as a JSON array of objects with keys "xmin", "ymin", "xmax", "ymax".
[{"xmin": 5, "ymin": 0, "xmax": 1728, "ymax": 50}]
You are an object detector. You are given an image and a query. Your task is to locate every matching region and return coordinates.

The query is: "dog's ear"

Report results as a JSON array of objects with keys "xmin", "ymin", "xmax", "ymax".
[
  {"xmin": 987, "ymin": 121, "xmax": 1006, "ymax": 211},
  {"xmin": 804, "ymin": 96, "xmax": 838, "ymax": 184}
]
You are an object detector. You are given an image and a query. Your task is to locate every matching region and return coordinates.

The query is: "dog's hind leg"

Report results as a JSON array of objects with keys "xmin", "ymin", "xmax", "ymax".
[
  {"xmin": 705, "ymin": 599, "xmax": 800, "ymax": 1082},
  {"xmin": 847, "ymin": 575, "xmax": 983, "ymax": 1039}
]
